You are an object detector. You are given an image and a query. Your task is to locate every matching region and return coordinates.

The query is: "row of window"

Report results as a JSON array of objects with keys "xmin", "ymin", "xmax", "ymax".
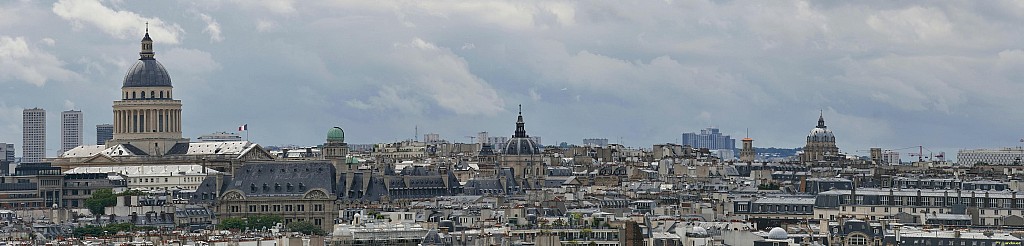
[
  {"xmin": 228, "ymin": 204, "xmax": 327, "ymax": 213},
  {"xmin": 839, "ymin": 195, "xmax": 1024, "ymax": 209},
  {"xmin": 124, "ymin": 90, "xmax": 172, "ymax": 100}
]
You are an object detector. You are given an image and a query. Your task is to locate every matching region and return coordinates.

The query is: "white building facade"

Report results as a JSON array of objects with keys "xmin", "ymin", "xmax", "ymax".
[
  {"xmin": 62, "ymin": 110, "xmax": 83, "ymax": 154},
  {"xmin": 22, "ymin": 108, "xmax": 46, "ymax": 162}
]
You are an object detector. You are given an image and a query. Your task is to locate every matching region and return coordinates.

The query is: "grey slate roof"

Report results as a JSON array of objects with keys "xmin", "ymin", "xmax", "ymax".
[
  {"xmin": 229, "ymin": 161, "xmax": 335, "ymax": 197},
  {"xmin": 123, "ymin": 59, "xmax": 173, "ymax": 88}
]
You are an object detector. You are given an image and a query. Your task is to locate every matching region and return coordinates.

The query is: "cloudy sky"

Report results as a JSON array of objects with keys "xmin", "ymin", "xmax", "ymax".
[{"xmin": 1, "ymin": 0, "xmax": 1023, "ymax": 159}]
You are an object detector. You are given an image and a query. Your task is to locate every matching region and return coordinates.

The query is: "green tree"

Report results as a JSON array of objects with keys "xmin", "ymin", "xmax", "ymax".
[
  {"xmin": 247, "ymin": 215, "xmax": 283, "ymax": 230},
  {"xmin": 218, "ymin": 218, "xmax": 247, "ymax": 230},
  {"xmin": 84, "ymin": 188, "xmax": 117, "ymax": 215},
  {"xmin": 287, "ymin": 221, "xmax": 325, "ymax": 235}
]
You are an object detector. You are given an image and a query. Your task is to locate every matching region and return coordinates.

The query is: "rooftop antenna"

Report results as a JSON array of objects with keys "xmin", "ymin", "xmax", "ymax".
[{"xmin": 415, "ymin": 125, "xmax": 418, "ymax": 141}]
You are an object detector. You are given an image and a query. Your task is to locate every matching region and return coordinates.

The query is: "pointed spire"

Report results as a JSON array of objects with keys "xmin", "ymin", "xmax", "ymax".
[
  {"xmin": 817, "ymin": 110, "xmax": 827, "ymax": 128},
  {"xmin": 513, "ymin": 104, "xmax": 528, "ymax": 138}
]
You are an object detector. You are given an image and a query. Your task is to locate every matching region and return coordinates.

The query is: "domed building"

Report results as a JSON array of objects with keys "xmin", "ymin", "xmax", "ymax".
[
  {"xmin": 498, "ymin": 106, "xmax": 545, "ymax": 191},
  {"xmin": 753, "ymin": 227, "xmax": 795, "ymax": 246},
  {"xmin": 55, "ymin": 30, "xmax": 273, "ymax": 173},
  {"xmin": 323, "ymin": 127, "xmax": 349, "ymax": 164},
  {"xmin": 108, "ymin": 30, "xmax": 188, "ymax": 154},
  {"xmin": 800, "ymin": 112, "xmax": 840, "ymax": 163}
]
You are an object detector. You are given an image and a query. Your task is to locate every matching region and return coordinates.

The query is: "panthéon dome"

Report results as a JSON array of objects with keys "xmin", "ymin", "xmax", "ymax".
[{"xmin": 122, "ymin": 31, "xmax": 172, "ymax": 88}]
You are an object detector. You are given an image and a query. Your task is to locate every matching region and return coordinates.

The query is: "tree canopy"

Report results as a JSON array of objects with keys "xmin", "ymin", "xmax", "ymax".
[
  {"xmin": 84, "ymin": 188, "xmax": 116, "ymax": 215},
  {"xmin": 287, "ymin": 221, "xmax": 325, "ymax": 235}
]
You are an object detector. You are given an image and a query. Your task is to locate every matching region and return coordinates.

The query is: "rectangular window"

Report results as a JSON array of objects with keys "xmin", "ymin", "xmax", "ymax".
[
  {"xmin": 297, "ymin": 205, "xmax": 305, "ymax": 211},
  {"xmin": 273, "ymin": 205, "xmax": 281, "ymax": 212},
  {"xmin": 261, "ymin": 205, "xmax": 269, "ymax": 212},
  {"xmin": 249, "ymin": 205, "xmax": 257, "ymax": 212}
]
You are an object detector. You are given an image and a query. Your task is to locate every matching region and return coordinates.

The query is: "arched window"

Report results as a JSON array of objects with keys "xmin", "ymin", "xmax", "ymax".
[
  {"xmin": 132, "ymin": 91, "xmax": 137, "ymax": 99},
  {"xmin": 140, "ymin": 91, "xmax": 145, "ymax": 99},
  {"xmin": 160, "ymin": 91, "xmax": 164, "ymax": 98},
  {"xmin": 150, "ymin": 91, "xmax": 155, "ymax": 98}
]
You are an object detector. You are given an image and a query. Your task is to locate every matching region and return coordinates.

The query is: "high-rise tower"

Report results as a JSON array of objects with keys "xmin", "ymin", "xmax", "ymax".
[
  {"xmin": 22, "ymin": 108, "xmax": 45, "ymax": 162},
  {"xmin": 109, "ymin": 29, "xmax": 188, "ymax": 155},
  {"xmin": 96, "ymin": 124, "xmax": 113, "ymax": 145},
  {"xmin": 61, "ymin": 110, "xmax": 83, "ymax": 153}
]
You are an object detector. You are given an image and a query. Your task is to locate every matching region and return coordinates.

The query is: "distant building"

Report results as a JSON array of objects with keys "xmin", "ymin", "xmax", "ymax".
[
  {"xmin": 61, "ymin": 110, "xmax": 83, "ymax": 154},
  {"xmin": 486, "ymin": 136, "xmax": 509, "ymax": 152},
  {"xmin": 423, "ymin": 133, "xmax": 441, "ymax": 143},
  {"xmin": 681, "ymin": 127, "xmax": 735, "ymax": 151},
  {"xmin": 22, "ymin": 108, "xmax": 45, "ymax": 162},
  {"xmin": 477, "ymin": 131, "xmax": 488, "ymax": 144},
  {"xmin": 52, "ymin": 31, "xmax": 274, "ymax": 173},
  {"xmin": 499, "ymin": 107, "xmax": 544, "ymax": 191},
  {"xmin": 196, "ymin": 132, "xmax": 242, "ymax": 142},
  {"xmin": 0, "ymin": 143, "xmax": 11, "ymax": 175},
  {"xmin": 958, "ymin": 147, "xmax": 1024, "ymax": 165},
  {"xmin": 0, "ymin": 143, "xmax": 13, "ymax": 162},
  {"xmin": 583, "ymin": 138, "xmax": 609, "ymax": 147},
  {"xmin": 800, "ymin": 112, "xmax": 839, "ymax": 163},
  {"xmin": 739, "ymin": 137, "xmax": 755, "ymax": 162},
  {"xmin": 96, "ymin": 124, "xmax": 113, "ymax": 145}
]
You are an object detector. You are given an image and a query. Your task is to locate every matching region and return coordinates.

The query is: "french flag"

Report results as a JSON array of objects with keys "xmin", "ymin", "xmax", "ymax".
[{"xmin": 238, "ymin": 124, "xmax": 248, "ymax": 131}]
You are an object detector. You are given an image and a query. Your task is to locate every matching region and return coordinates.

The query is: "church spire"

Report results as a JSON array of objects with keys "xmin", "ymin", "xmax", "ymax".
[
  {"xmin": 817, "ymin": 110, "xmax": 826, "ymax": 128},
  {"xmin": 140, "ymin": 22, "xmax": 155, "ymax": 60},
  {"xmin": 513, "ymin": 104, "xmax": 528, "ymax": 138}
]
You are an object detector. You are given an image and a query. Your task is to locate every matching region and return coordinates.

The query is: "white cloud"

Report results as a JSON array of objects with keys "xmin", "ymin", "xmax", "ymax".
[
  {"xmin": 159, "ymin": 48, "xmax": 222, "ymax": 76},
  {"xmin": 39, "ymin": 38, "xmax": 55, "ymax": 46},
  {"xmin": 867, "ymin": 6, "xmax": 952, "ymax": 43},
  {"xmin": 255, "ymin": 19, "xmax": 278, "ymax": 33},
  {"xmin": 351, "ymin": 38, "xmax": 505, "ymax": 115},
  {"xmin": 228, "ymin": 0, "xmax": 296, "ymax": 15},
  {"xmin": 0, "ymin": 36, "xmax": 79, "ymax": 86},
  {"xmin": 63, "ymin": 100, "xmax": 76, "ymax": 110},
  {"xmin": 198, "ymin": 13, "xmax": 223, "ymax": 43},
  {"xmin": 51, "ymin": 0, "xmax": 185, "ymax": 44}
]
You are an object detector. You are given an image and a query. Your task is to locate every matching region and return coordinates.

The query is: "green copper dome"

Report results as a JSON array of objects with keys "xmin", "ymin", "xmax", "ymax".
[{"xmin": 327, "ymin": 126, "xmax": 345, "ymax": 142}]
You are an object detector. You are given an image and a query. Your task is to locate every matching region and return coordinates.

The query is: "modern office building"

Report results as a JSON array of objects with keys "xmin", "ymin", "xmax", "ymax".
[
  {"xmin": 196, "ymin": 132, "xmax": 242, "ymax": 142},
  {"xmin": 583, "ymin": 138, "xmax": 609, "ymax": 147},
  {"xmin": 95, "ymin": 124, "xmax": 113, "ymax": 145},
  {"xmin": 0, "ymin": 143, "xmax": 13, "ymax": 163},
  {"xmin": 61, "ymin": 110, "xmax": 83, "ymax": 154},
  {"xmin": 22, "ymin": 108, "xmax": 46, "ymax": 163},
  {"xmin": 958, "ymin": 147, "xmax": 1024, "ymax": 166},
  {"xmin": 681, "ymin": 127, "xmax": 735, "ymax": 150},
  {"xmin": 0, "ymin": 143, "xmax": 12, "ymax": 175}
]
